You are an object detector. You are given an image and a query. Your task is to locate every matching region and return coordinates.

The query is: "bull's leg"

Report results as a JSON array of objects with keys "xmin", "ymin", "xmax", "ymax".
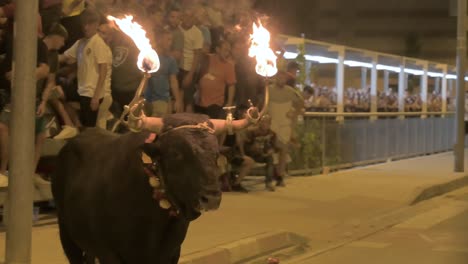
[
  {"xmin": 58, "ymin": 221, "xmax": 84, "ymax": 264},
  {"xmin": 157, "ymin": 219, "xmax": 189, "ymax": 263}
]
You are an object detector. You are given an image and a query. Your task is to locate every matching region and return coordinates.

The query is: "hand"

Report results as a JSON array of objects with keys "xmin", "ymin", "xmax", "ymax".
[
  {"xmin": 54, "ymin": 85, "xmax": 65, "ymax": 99},
  {"xmin": 36, "ymin": 102, "xmax": 46, "ymax": 117},
  {"xmin": 90, "ymin": 97, "xmax": 100, "ymax": 111},
  {"xmin": 182, "ymin": 72, "xmax": 194, "ymax": 89},
  {"xmin": 174, "ymin": 99, "xmax": 184, "ymax": 113}
]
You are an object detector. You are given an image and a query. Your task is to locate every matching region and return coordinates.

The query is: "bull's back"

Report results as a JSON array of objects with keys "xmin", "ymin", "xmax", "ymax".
[{"xmin": 51, "ymin": 129, "xmax": 152, "ymax": 250}]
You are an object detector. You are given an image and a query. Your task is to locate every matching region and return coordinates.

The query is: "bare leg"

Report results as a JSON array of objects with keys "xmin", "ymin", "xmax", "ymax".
[
  {"xmin": 276, "ymin": 142, "xmax": 289, "ymax": 184},
  {"xmin": 64, "ymin": 102, "xmax": 82, "ymax": 128},
  {"xmin": 50, "ymin": 99, "xmax": 74, "ymax": 127},
  {"xmin": 234, "ymin": 155, "xmax": 254, "ymax": 185},
  {"xmin": 34, "ymin": 132, "xmax": 46, "ymax": 171},
  {"xmin": 97, "ymin": 95, "xmax": 113, "ymax": 129},
  {"xmin": 0, "ymin": 122, "xmax": 8, "ymax": 174}
]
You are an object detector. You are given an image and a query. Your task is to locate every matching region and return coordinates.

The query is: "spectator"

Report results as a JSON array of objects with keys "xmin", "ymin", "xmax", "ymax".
[
  {"xmin": 40, "ymin": 23, "xmax": 79, "ymax": 139},
  {"xmin": 62, "ymin": 8, "xmax": 112, "ymax": 127},
  {"xmin": 242, "ymin": 115, "xmax": 278, "ymax": 192},
  {"xmin": 40, "ymin": 0, "xmax": 63, "ymax": 35},
  {"xmin": 164, "ymin": 8, "xmax": 184, "ymax": 66},
  {"xmin": 194, "ymin": 5, "xmax": 212, "ymax": 53},
  {"xmin": 268, "ymin": 71, "xmax": 303, "ymax": 186},
  {"xmin": 60, "ymin": 0, "xmax": 85, "ymax": 50},
  {"xmin": 303, "ymin": 85, "xmax": 314, "ymax": 111},
  {"xmin": 179, "ymin": 7, "xmax": 203, "ymax": 113},
  {"xmin": 103, "ymin": 22, "xmax": 143, "ymax": 119},
  {"xmin": 144, "ymin": 29, "xmax": 183, "ymax": 117},
  {"xmin": 286, "ymin": 61, "xmax": 299, "ymax": 88},
  {"xmin": 195, "ymin": 40, "xmax": 236, "ymax": 119},
  {"xmin": 0, "ymin": 33, "xmax": 51, "ymax": 186}
]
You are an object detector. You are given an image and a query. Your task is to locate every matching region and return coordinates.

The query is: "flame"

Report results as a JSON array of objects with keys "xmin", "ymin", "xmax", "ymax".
[
  {"xmin": 107, "ymin": 15, "xmax": 160, "ymax": 73},
  {"xmin": 248, "ymin": 21, "xmax": 278, "ymax": 77}
]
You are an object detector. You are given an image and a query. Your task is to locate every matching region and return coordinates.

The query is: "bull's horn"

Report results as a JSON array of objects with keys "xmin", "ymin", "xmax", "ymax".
[
  {"xmin": 138, "ymin": 116, "xmax": 164, "ymax": 134},
  {"xmin": 211, "ymin": 83, "xmax": 269, "ymax": 133}
]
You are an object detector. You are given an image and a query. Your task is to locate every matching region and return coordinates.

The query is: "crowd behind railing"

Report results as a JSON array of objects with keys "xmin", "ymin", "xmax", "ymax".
[
  {"xmin": 302, "ymin": 85, "xmax": 449, "ymax": 113},
  {"xmin": 0, "ymin": 0, "xmax": 456, "ymax": 192}
]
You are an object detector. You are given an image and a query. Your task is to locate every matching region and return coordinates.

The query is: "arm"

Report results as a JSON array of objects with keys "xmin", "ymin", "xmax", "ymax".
[
  {"xmin": 90, "ymin": 63, "xmax": 107, "ymax": 110},
  {"xmin": 37, "ymin": 72, "xmax": 56, "ymax": 116},
  {"xmin": 59, "ymin": 54, "xmax": 77, "ymax": 65},
  {"xmin": 36, "ymin": 63, "xmax": 50, "ymax": 80},
  {"xmin": 169, "ymin": 74, "xmax": 183, "ymax": 113}
]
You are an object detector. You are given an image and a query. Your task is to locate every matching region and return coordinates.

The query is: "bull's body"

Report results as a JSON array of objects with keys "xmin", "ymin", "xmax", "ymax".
[{"xmin": 52, "ymin": 114, "xmax": 222, "ymax": 264}]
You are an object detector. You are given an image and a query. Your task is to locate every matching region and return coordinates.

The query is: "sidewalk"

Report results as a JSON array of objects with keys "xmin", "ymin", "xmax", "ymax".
[{"xmin": 0, "ymin": 150, "xmax": 466, "ymax": 263}]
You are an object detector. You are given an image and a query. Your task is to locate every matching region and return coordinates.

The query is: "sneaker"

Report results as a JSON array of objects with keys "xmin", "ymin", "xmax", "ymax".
[
  {"xmin": 231, "ymin": 184, "xmax": 249, "ymax": 193},
  {"xmin": 0, "ymin": 173, "xmax": 8, "ymax": 187},
  {"xmin": 53, "ymin": 125, "xmax": 78, "ymax": 140},
  {"xmin": 265, "ymin": 182, "xmax": 275, "ymax": 192},
  {"xmin": 276, "ymin": 179, "xmax": 286, "ymax": 187}
]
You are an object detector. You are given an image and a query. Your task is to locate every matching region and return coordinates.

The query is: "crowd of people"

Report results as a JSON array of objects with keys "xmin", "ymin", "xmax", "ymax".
[
  {"xmin": 0, "ymin": 0, "xmax": 304, "ymax": 192},
  {"xmin": 303, "ymin": 85, "xmax": 446, "ymax": 113},
  {"xmin": 0, "ymin": 0, "xmax": 449, "ymax": 191}
]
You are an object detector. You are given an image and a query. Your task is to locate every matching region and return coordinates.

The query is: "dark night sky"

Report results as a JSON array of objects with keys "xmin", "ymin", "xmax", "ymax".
[{"xmin": 254, "ymin": 0, "xmax": 314, "ymax": 37}]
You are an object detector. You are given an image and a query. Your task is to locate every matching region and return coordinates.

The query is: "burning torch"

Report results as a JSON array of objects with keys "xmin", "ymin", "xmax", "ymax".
[
  {"xmin": 107, "ymin": 15, "xmax": 160, "ymax": 132},
  {"xmin": 246, "ymin": 21, "xmax": 277, "ymax": 122}
]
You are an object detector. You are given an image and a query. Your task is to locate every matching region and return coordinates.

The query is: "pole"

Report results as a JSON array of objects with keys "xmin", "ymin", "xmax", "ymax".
[
  {"xmin": 5, "ymin": 0, "xmax": 38, "ymax": 263},
  {"xmin": 455, "ymin": 0, "xmax": 466, "ymax": 172}
]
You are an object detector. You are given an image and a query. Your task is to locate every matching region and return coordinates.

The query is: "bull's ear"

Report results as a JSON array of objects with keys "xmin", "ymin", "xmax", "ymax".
[{"xmin": 142, "ymin": 143, "xmax": 161, "ymax": 158}]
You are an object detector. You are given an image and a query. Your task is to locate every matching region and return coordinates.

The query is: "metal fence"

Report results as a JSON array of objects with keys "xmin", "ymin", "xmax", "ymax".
[{"xmin": 288, "ymin": 114, "xmax": 463, "ymax": 174}]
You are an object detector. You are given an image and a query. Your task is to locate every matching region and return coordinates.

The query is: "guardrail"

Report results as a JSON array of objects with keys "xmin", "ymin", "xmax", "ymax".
[{"xmin": 288, "ymin": 112, "xmax": 464, "ymax": 175}]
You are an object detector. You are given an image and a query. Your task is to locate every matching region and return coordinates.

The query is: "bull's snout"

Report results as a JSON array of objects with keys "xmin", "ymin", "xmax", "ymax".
[{"xmin": 200, "ymin": 191, "xmax": 222, "ymax": 211}]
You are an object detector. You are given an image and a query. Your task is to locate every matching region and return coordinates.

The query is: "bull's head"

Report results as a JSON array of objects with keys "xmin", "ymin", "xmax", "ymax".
[
  {"xmin": 132, "ymin": 87, "xmax": 268, "ymax": 221},
  {"xmin": 143, "ymin": 114, "xmax": 223, "ymax": 221}
]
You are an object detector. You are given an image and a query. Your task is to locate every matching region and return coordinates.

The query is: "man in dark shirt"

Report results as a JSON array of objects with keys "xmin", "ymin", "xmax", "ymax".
[
  {"xmin": 0, "ymin": 35, "xmax": 50, "ymax": 186},
  {"xmin": 242, "ymin": 115, "xmax": 279, "ymax": 192}
]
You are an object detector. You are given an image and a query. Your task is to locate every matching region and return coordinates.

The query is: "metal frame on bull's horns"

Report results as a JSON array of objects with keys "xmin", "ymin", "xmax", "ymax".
[{"xmin": 112, "ymin": 73, "xmax": 151, "ymax": 133}]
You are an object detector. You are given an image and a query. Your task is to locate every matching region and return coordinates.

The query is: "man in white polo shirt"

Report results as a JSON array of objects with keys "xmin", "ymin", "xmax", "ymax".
[
  {"xmin": 179, "ymin": 7, "xmax": 203, "ymax": 113},
  {"xmin": 62, "ymin": 8, "xmax": 112, "ymax": 127}
]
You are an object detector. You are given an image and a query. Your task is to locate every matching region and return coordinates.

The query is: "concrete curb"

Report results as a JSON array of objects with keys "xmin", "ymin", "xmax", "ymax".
[
  {"xmin": 410, "ymin": 174, "xmax": 468, "ymax": 205},
  {"xmin": 179, "ymin": 231, "xmax": 306, "ymax": 264}
]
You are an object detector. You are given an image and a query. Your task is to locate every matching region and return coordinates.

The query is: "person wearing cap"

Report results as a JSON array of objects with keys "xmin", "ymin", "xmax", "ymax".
[{"xmin": 40, "ymin": 23, "xmax": 79, "ymax": 139}]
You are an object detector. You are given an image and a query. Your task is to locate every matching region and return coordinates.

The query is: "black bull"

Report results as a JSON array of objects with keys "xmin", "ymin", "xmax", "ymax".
[{"xmin": 52, "ymin": 114, "xmax": 222, "ymax": 264}]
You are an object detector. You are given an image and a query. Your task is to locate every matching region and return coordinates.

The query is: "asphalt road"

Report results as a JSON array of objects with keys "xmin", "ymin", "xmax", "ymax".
[{"xmin": 298, "ymin": 186, "xmax": 468, "ymax": 264}]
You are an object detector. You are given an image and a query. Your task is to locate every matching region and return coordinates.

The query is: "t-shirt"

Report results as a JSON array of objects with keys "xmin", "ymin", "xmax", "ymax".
[
  {"xmin": 0, "ymin": 37, "xmax": 49, "ymax": 102},
  {"xmin": 198, "ymin": 54, "xmax": 236, "ymax": 107},
  {"xmin": 144, "ymin": 54, "xmax": 178, "ymax": 102},
  {"xmin": 110, "ymin": 32, "xmax": 142, "ymax": 93},
  {"xmin": 179, "ymin": 25, "xmax": 203, "ymax": 71},
  {"xmin": 64, "ymin": 34, "xmax": 112, "ymax": 98}
]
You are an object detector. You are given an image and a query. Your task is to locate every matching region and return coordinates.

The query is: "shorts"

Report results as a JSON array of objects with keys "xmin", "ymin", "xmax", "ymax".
[
  {"xmin": 147, "ymin": 100, "xmax": 169, "ymax": 117},
  {"xmin": 0, "ymin": 106, "xmax": 47, "ymax": 135}
]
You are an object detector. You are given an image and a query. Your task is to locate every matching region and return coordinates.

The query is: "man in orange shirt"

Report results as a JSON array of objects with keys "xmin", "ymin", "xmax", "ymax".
[{"xmin": 195, "ymin": 40, "xmax": 236, "ymax": 119}]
